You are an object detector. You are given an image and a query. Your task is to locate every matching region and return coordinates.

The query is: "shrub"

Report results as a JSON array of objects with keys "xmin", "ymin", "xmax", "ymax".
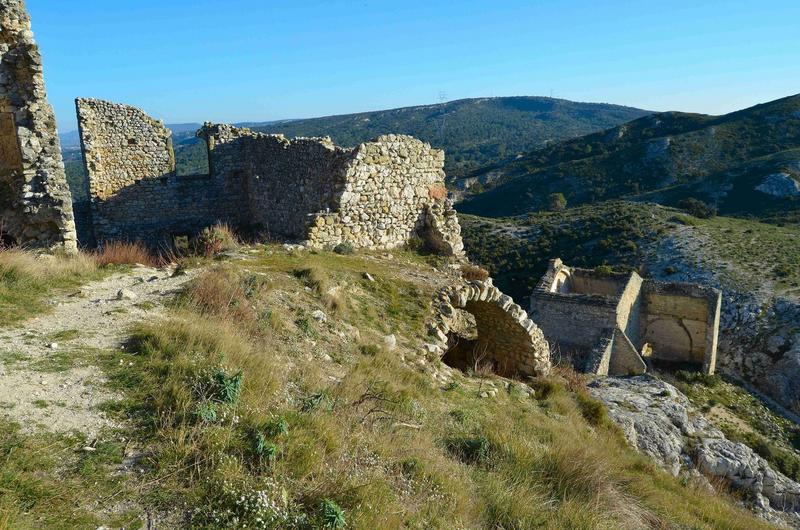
[
  {"xmin": 594, "ymin": 264, "xmax": 614, "ymax": 276},
  {"xmin": 460, "ymin": 264, "xmax": 490, "ymax": 281},
  {"xmin": 447, "ymin": 435, "xmax": 491, "ymax": 465},
  {"xmin": 529, "ymin": 377, "xmax": 564, "ymax": 400},
  {"xmin": 320, "ymin": 499, "xmax": 346, "ymax": 529},
  {"xmin": 92, "ymin": 240, "xmax": 158, "ymax": 267},
  {"xmin": 678, "ymin": 198, "xmax": 716, "ymax": 219},
  {"xmin": 195, "ymin": 223, "xmax": 239, "ymax": 257},
  {"xmin": 332, "ymin": 242, "xmax": 355, "ymax": 255},
  {"xmin": 547, "ymin": 192, "xmax": 567, "ymax": 211},
  {"xmin": 575, "ymin": 391, "xmax": 609, "ymax": 427}
]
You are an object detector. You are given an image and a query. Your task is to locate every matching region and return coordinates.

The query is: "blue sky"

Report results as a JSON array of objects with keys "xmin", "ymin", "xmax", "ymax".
[{"xmin": 27, "ymin": 0, "xmax": 800, "ymax": 132}]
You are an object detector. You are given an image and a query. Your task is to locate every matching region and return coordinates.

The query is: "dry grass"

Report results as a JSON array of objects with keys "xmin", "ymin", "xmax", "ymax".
[
  {"xmin": 101, "ymin": 247, "xmax": 777, "ymax": 529},
  {"xmin": 0, "ymin": 248, "xmax": 99, "ymax": 324},
  {"xmin": 92, "ymin": 240, "xmax": 159, "ymax": 267},
  {"xmin": 460, "ymin": 263, "xmax": 490, "ymax": 282}
]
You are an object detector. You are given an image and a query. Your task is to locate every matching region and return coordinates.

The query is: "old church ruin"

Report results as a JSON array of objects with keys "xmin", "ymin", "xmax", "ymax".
[
  {"xmin": 75, "ymin": 98, "xmax": 463, "ymax": 254},
  {"xmin": 529, "ymin": 259, "xmax": 722, "ymax": 376},
  {"xmin": 0, "ymin": 0, "xmax": 76, "ymax": 251}
]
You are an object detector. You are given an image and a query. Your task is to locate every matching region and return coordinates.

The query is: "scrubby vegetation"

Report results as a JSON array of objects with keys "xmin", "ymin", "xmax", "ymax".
[
  {"xmin": 459, "ymin": 94, "xmax": 800, "ymax": 223},
  {"xmin": 459, "ymin": 201, "xmax": 670, "ymax": 300},
  {"xmin": 0, "ymin": 246, "xmax": 772, "ymax": 528}
]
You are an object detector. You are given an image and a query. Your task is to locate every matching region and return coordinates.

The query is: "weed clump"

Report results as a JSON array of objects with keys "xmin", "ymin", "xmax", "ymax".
[{"xmin": 196, "ymin": 223, "xmax": 239, "ymax": 257}]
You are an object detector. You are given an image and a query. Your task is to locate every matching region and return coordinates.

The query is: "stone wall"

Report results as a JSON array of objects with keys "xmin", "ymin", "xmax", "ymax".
[
  {"xmin": 640, "ymin": 281, "xmax": 721, "ymax": 373},
  {"xmin": 201, "ymin": 124, "xmax": 463, "ymax": 253},
  {"xmin": 0, "ymin": 0, "xmax": 76, "ymax": 251},
  {"xmin": 199, "ymin": 123, "xmax": 351, "ymax": 240},
  {"xmin": 76, "ymin": 99, "xmax": 246, "ymax": 246},
  {"xmin": 76, "ymin": 104, "xmax": 463, "ymax": 254}
]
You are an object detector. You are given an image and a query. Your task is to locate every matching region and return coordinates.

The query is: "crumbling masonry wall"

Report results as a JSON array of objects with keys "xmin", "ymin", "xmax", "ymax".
[
  {"xmin": 201, "ymin": 124, "xmax": 463, "ymax": 252},
  {"xmin": 77, "ymin": 102, "xmax": 463, "ymax": 254},
  {"xmin": 0, "ymin": 0, "xmax": 76, "ymax": 251},
  {"xmin": 76, "ymin": 100, "xmax": 244, "ymax": 245}
]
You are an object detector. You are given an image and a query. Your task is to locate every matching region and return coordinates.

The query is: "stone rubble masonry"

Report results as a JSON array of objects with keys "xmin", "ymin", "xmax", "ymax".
[
  {"xmin": 426, "ymin": 278, "xmax": 551, "ymax": 378},
  {"xmin": 0, "ymin": 0, "xmax": 76, "ymax": 252},
  {"xmin": 75, "ymin": 99, "xmax": 463, "ymax": 256},
  {"xmin": 530, "ymin": 258, "xmax": 721, "ymax": 376}
]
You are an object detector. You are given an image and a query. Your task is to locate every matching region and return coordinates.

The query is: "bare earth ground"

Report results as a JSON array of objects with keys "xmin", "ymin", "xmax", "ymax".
[{"xmin": 0, "ymin": 265, "xmax": 195, "ymax": 438}]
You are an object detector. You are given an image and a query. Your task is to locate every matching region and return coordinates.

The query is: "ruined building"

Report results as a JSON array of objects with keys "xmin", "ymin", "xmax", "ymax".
[
  {"xmin": 529, "ymin": 259, "xmax": 722, "ymax": 376},
  {"xmin": 76, "ymin": 98, "xmax": 463, "ymax": 254},
  {"xmin": 0, "ymin": 0, "xmax": 76, "ymax": 251}
]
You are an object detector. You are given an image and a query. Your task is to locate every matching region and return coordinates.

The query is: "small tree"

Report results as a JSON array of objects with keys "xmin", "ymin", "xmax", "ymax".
[
  {"xmin": 678, "ymin": 197, "xmax": 716, "ymax": 219},
  {"xmin": 548, "ymin": 192, "xmax": 567, "ymax": 211}
]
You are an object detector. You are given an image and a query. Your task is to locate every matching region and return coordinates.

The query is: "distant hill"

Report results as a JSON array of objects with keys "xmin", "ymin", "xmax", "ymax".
[
  {"xmin": 458, "ymin": 94, "xmax": 800, "ymax": 222},
  {"xmin": 251, "ymin": 97, "xmax": 651, "ymax": 177}
]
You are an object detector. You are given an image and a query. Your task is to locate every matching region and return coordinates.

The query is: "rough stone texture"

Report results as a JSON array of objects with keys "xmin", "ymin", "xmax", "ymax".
[
  {"xmin": 590, "ymin": 376, "xmax": 800, "ymax": 527},
  {"xmin": 529, "ymin": 259, "xmax": 720, "ymax": 375},
  {"xmin": 202, "ymin": 124, "xmax": 463, "ymax": 253},
  {"xmin": 76, "ymin": 102, "xmax": 463, "ymax": 254},
  {"xmin": 755, "ymin": 172, "xmax": 800, "ymax": 198},
  {"xmin": 426, "ymin": 278, "xmax": 551, "ymax": 378},
  {"xmin": 0, "ymin": 0, "xmax": 76, "ymax": 251},
  {"xmin": 76, "ymin": 101, "xmax": 242, "ymax": 245}
]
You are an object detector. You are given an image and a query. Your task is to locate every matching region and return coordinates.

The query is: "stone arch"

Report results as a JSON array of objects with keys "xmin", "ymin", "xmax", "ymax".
[{"xmin": 427, "ymin": 279, "xmax": 551, "ymax": 378}]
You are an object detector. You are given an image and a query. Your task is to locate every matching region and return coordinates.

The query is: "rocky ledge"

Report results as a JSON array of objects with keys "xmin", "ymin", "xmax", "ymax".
[{"xmin": 589, "ymin": 376, "xmax": 800, "ymax": 527}]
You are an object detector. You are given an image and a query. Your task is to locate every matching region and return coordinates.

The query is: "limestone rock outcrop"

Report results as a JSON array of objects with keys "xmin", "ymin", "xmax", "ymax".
[
  {"xmin": 591, "ymin": 376, "xmax": 800, "ymax": 526},
  {"xmin": 0, "ymin": 0, "xmax": 76, "ymax": 251}
]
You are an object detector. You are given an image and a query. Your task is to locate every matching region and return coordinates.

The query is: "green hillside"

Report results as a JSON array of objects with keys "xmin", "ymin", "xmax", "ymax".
[
  {"xmin": 460, "ymin": 201, "xmax": 800, "ymax": 302},
  {"xmin": 459, "ymin": 94, "xmax": 800, "ymax": 221},
  {"xmin": 250, "ymin": 97, "xmax": 650, "ymax": 178}
]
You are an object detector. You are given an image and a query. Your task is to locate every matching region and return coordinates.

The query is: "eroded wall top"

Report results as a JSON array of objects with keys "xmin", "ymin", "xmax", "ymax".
[{"xmin": 0, "ymin": 0, "xmax": 76, "ymax": 251}]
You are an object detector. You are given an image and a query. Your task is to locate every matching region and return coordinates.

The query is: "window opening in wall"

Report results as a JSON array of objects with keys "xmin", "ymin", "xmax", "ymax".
[{"xmin": 174, "ymin": 138, "xmax": 210, "ymax": 177}]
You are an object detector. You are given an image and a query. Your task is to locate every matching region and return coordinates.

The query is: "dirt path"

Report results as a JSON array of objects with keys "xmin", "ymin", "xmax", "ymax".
[{"xmin": 0, "ymin": 265, "xmax": 195, "ymax": 438}]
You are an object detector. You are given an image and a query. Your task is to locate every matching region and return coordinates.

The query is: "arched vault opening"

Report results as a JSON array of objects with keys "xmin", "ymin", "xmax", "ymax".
[{"xmin": 428, "ymin": 279, "xmax": 551, "ymax": 378}]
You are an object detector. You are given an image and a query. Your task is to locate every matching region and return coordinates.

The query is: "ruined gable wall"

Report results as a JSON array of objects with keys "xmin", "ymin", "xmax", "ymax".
[
  {"xmin": 640, "ymin": 282, "xmax": 721, "ymax": 372},
  {"xmin": 77, "ymin": 100, "xmax": 242, "ymax": 245},
  {"xmin": 0, "ymin": 0, "xmax": 76, "ymax": 251},
  {"xmin": 306, "ymin": 134, "xmax": 456, "ymax": 250},
  {"xmin": 201, "ymin": 124, "xmax": 351, "ymax": 239}
]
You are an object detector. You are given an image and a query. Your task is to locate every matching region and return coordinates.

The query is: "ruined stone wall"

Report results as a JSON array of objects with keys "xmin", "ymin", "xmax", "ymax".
[
  {"xmin": 306, "ymin": 134, "xmax": 461, "ymax": 252},
  {"xmin": 200, "ymin": 124, "xmax": 350, "ymax": 239},
  {"xmin": 201, "ymin": 125, "xmax": 464, "ymax": 253},
  {"xmin": 528, "ymin": 292, "xmax": 618, "ymax": 354},
  {"xmin": 640, "ymin": 282, "xmax": 721, "ymax": 372},
  {"xmin": 77, "ymin": 100, "xmax": 243, "ymax": 245},
  {"xmin": 616, "ymin": 272, "xmax": 644, "ymax": 346},
  {"xmin": 0, "ymin": 0, "xmax": 76, "ymax": 251}
]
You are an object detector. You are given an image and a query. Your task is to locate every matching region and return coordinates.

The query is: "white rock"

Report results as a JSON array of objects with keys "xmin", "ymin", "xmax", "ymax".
[
  {"xmin": 383, "ymin": 334, "xmax": 397, "ymax": 350},
  {"xmin": 311, "ymin": 309, "xmax": 327, "ymax": 323},
  {"xmin": 117, "ymin": 289, "xmax": 136, "ymax": 300}
]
